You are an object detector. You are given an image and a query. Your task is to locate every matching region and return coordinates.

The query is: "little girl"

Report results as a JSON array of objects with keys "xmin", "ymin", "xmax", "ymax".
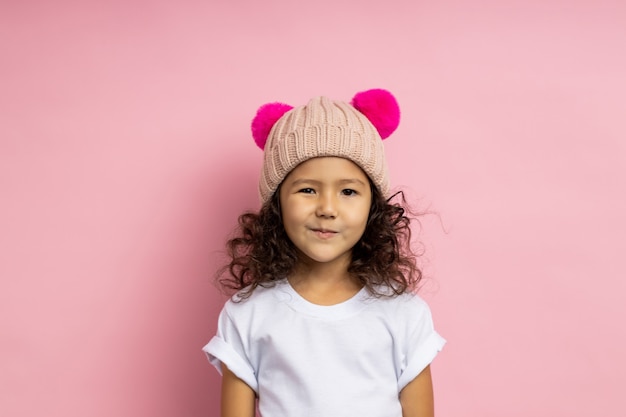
[{"xmin": 204, "ymin": 89, "xmax": 446, "ymax": 417}]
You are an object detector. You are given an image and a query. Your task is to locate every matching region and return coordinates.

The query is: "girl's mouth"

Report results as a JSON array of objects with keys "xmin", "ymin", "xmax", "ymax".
[{"xmin": 311, "ymin": 228, "xmax": 338, "ymax": 239}]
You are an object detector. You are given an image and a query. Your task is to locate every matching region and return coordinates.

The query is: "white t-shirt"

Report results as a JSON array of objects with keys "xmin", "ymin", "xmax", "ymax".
[{"xmin": 204, "ymin": 280, "xmax": 445, "ymax": 417}]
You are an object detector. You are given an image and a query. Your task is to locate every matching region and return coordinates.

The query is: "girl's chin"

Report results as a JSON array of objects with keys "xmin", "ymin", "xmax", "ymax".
[{"xmin": 296, "ymin": 251, "xmax": 353, "ymax": 266}]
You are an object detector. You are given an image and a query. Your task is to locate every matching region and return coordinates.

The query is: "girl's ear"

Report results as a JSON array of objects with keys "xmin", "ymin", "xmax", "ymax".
[
  {"xmin": 251, "ymin": 102, "xmax": 293, "ymax": 149},
  {"xmin": 351, "ymin": 89, "xmax": 400, "ymax": 139}
]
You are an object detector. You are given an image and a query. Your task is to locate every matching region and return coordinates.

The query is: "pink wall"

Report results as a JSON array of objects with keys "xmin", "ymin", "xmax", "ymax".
[{"xmin": 1, "ymin": 1, "xmax": 624, "ymax": 416}]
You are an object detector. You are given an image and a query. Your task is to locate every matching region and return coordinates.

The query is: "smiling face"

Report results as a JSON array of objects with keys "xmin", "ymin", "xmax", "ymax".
[{"xmin": 279, "ymin": 157, "xmax": 372, "ymax": 270}]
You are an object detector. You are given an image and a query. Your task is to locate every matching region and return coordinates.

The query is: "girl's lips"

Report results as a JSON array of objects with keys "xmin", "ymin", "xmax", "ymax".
[{"xmin": 311, "ymin": 228, "xmax": 338, "ymax": 239}]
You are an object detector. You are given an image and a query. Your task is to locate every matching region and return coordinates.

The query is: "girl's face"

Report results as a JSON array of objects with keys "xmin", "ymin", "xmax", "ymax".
[{"xmin": 279, "ymin": 157, "xmax": 372, "ymax": 269}]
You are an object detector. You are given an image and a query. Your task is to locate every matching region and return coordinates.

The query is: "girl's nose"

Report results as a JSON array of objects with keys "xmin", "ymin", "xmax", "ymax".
[{"xmin": 316, "ymin": 193, "xmax": 338, "ymax": 218}]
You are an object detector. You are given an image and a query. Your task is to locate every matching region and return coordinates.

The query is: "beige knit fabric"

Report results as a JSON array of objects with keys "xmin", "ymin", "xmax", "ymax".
[{"xmin": 259, "ymin": 96, "xmax": 389, "ymax": 203}]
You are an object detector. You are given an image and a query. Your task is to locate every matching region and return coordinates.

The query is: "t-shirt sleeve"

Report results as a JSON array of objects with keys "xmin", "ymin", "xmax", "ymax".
[
  {"xmin": 202, "ymin": 304, "xmax": 259, "ymax": 393},
  {"xmin": 396, "ymin": 296, "xmax": 446, "ymax": 391}
]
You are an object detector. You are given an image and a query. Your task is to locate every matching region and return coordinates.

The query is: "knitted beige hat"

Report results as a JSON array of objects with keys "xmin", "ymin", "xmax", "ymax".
[{"xmin": 251, "ymin": 89, "xmax": 400, "ymax": 203}]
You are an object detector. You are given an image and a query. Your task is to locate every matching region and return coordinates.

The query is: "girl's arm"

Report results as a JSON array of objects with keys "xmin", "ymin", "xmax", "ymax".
[
  {"xmin": 220, "ymin": 364, "xmax": 256, "ymax": 417},
  {"xmin": 399, "ymin": 365, "xmax": 435, "ymax": 417}
]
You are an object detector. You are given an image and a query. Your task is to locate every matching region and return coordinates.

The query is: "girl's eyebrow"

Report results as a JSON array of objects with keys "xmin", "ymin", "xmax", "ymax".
[
  {"xmin": 337, "ymin": 178, "xmax": 367, "ymax": 186},
  {"xmin": 289, "ymin": 178, "xmax": 367, "ymax": 186},
  {"xmin": 290, "ymin": 178, "xmax": 321, "ymax": 186}
]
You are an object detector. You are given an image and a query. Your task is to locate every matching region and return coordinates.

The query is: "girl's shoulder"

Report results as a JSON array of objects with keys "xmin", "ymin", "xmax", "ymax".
[
  {"xmin": 223, "ymin": 280, "xmax": 288, "ymax": 313},
  {"xmin": 369, "ymin": 284, "xmax": 428, "ymax": 304},
  {"xmin": 366, "ymin": 287, "xmax": 433, "ymax": 318}
]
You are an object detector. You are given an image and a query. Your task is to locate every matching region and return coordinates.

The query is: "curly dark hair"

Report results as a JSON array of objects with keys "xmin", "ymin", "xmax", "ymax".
[{"xmin": 217, "ymin": 185, "xmax": 422, "ymax": 300}]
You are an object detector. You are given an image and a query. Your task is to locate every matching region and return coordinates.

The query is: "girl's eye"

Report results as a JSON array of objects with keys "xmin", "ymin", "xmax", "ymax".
[
  {"xmin": 341, "ymin": 189, "xmax": 358, "ymax": 196},
  {"xmin": 298, "ymin": 188, "xmax": 315, "ymax": 194}
]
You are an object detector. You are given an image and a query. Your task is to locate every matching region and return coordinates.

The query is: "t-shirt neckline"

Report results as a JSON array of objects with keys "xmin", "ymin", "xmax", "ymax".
[{"xmin": 278, "ymin": 280, "xmax": 370, "ymax": 320}]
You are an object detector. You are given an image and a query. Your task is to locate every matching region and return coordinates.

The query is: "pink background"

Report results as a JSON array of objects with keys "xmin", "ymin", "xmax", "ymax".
[{"xmin": 1, "ymin": 1, "xmax": 625, "ymax": 416}]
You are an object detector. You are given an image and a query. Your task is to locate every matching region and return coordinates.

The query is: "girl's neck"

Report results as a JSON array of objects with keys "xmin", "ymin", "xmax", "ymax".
[{"xmin": 288, "ymin": 261, "xmax": 363, "ymax": 306}]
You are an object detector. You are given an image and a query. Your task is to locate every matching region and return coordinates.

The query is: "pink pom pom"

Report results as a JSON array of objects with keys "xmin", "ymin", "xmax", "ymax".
[
  {"xmin": 351, "ymin": 89, "xmax": 400, "ymax": 139},
  {"xmin": 251, "ymin": 102, "xmax": 293, "ymax": 149}
]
